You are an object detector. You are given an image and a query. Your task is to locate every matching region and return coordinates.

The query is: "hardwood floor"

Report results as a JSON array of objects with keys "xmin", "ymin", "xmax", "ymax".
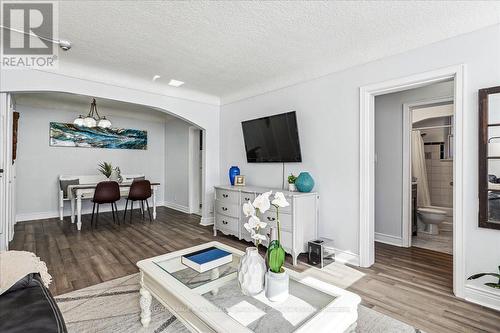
[
  {"xmin": 9, "ymin": 207, "xmax": 500, "ymax": 332},
  {"xmin": 8, "ymin": 207, "xmax": 308, "ymax": 295},
  {"xmin": 349, "ymin": 243, "xmax": 500, "ymax": 333}
]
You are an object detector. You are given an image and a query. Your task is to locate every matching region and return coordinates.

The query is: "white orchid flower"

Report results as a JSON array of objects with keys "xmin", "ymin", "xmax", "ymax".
[
  {"xmin": 256, "ymin": 220, "xmax": 267, "ymax": 229},
  {"xmin": 244, "ymin": 215, "xmax": 259, "ymax": 232},
  {"xmin": 242, "ymin": 202, "xmax": 255, "ymax": 217},
  {"xmin": 252, "ymin": 191, "xmax": 272, "ymax": 213},
  {"xmin": 251, "ymin": 233, "xmax": 267, "ymax": 242},
  {"xmin": 244, "ymin": 222, "xmax": 253, "ymax": 233},
  {"xmin": 248, "ymin": 215, "xmax": 267, "ymax": 229},
  {"xmin": 272, "ymin": 192, "xmax": 290, "ymax": 208}
]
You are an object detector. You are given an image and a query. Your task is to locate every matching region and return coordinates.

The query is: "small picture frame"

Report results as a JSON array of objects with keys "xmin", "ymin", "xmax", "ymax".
[{"xmin": 234, "ymin": 175, "xmax": 246, "ymax": 186}]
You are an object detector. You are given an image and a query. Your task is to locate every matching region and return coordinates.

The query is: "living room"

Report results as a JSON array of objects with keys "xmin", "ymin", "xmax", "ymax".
[{"xmin": 1, "ymin": 2, "xmax": 499, "ymax": 333}]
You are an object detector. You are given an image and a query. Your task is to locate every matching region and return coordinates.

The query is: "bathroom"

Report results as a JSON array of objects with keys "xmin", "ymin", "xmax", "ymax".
[
  {"xmin": 411, "ymin": 103, "xmax": 454, "ymax": 255},
  {"xmin": 374, "ymin": 79, "xmax": 455, "ymax": 257}
]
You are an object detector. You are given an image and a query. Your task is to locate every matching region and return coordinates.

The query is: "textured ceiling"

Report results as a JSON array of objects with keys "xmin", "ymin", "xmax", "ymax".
[
  {"xmin": 14, "ymin": 92, "xmax": 172, "ymax": 121},
  {"xmin": 53, "ymin": 1, "xmax": 500, "ymax": 104}
]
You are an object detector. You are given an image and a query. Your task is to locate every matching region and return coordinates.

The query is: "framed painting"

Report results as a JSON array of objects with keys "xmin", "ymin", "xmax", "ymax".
[{"xmin": 49, "ymin": 122, "xmax": 147, "ymax": 150}]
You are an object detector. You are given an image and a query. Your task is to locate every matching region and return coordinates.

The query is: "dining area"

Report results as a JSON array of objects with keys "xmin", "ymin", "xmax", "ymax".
[{"xmin": 59, "ymin": 165, "xmax": 160, "ymax": 231}]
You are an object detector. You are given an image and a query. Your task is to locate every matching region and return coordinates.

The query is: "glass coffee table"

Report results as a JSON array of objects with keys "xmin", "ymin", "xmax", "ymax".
[{"xmin": 137, "ymin": 242, "xmax": 360, "ymax": 333}]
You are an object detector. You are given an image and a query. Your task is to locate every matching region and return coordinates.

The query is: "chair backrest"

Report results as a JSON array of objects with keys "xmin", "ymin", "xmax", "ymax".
[
  {"xmin": 128, "ymin": 180, "xmax": 152, "ymax": 200},
  {"xmin": 123, "ymin": 174, "xmax": 145, "ymax": 182},
  {"xmin": 59, "ymin": 174, "xmax": 145, "ymax": 185},
  {"xmin": 59, "ymin": 175, "xmax": 106, "ymax": 185},
  {"xmin": 93, "ymin": 181, "xmax": 121, "ymax": 203}
]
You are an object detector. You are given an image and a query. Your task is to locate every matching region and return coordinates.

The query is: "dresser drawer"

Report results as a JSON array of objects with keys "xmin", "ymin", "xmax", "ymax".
[
  {"xmin": 240, "ymin": 223, "xmax": 254, "ymax": 243},
  {"xmin": 215, "ymin": 188, "xmax": 239, "ymax": 204},
  {"xmin": 261, "ymin": 211, "xmax": 292, "ymax": 231},
  {"xmin": 268, "ymin": 201, "xmax": 292, "ymax": 214},
  {"xmin": 240, "ymin": 191, "xmax": 255, "ymax": 203},
  {"xmin": 215, "ymin": 200, "xmax": 240, "ymax": 217},
  {"xmin": 215, "ymin": 214, "xmax": 239, "ymax": 233}
]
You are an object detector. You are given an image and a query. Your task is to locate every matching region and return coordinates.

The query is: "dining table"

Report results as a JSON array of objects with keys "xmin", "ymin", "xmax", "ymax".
[{"xmin": 67, "ymin": 181, "xmax": 160, "ymax": 230}]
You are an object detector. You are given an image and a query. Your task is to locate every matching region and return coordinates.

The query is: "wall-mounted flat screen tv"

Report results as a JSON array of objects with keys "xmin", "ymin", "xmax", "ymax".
[{"xmin": 241, "ymin": 111, "xmax": 302, "ymax": 163}]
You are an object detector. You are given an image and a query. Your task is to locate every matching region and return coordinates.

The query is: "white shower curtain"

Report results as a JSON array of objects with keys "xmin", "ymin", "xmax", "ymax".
[{"xmin": 412, "ymin": 130, "xmax": 431, "ymax": 207}]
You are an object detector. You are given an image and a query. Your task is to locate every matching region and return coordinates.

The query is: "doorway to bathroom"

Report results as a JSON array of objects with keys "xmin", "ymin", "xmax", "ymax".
[
  {"xmin": 372, "ymin": 79, "xmax": 455, "ymax": 254},
  {"xmin": 360, "ymin": 65, "xmax": 465, "ymax": 298},
  {"xmin": 370, "ymin": 75, "xmax": 459, "ymax": 295},
  {"xmin": 405, "ymin": 99, "xmax": 454, "ymax": 255}
]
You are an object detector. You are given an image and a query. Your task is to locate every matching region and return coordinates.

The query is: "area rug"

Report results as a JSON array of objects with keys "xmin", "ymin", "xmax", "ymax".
[{"xmin": 55, "ymin": 273, "xmax": 421, "ymax": 333}]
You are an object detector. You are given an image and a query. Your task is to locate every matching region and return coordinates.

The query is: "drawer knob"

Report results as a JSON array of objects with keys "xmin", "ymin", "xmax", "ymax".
[
  {"xmin": 222, "ymin": 207, "xmax": 228, "ymax": 211},
  {"xmin": 245, "ymin": 197, "xmax": 250, "ymax": 201},
  {"xmin": 267, "ymin": 217, "xmax": 276, "ymax": 221},
  {"xmin": 222, "ymin": 194, "xmax": 228, "ymax": 198},
  {"xmin": 222, "ymin": 220, "xmax": 228, "ymax": 225}
]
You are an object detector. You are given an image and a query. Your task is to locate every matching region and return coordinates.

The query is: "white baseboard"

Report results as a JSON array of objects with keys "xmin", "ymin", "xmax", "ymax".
[
  {"xmin": 200, "ymin": 216, "xmax": 214, "ymax": 226},
  {"xmin": 17, "ymin": 211, "xmax": 60, "ymax": 222},
  {"xmin": 333, "ymin": 247, "xmax": 360, "ymax": 266},
  {"xmin": 464, "ymin": 282, "xmax": 500, "ymax": 311},
  {"xmin": 375, "ymin": 232, "xmax": 403, "ymax": 247},
  {"xmin": 17, "ymin": 200, "xmax": 166, "ymax": 222},
  {"xmin": 163, "ymin": 201, "xmax": 190, "ymax": 214},
  {"xmin": 17, "ymin": 207, "xmax": 117, "ymax": 222}
]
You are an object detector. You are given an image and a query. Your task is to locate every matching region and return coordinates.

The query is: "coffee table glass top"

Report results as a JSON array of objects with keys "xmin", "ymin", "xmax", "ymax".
[
  {"xmin": 154, "ymin": 251, "xmax": 240, "ymax": 289},
  {"xmin": 153, "ymin": 246, "xmax": 337, "ymax": 332},
  {"xmin": 202, "ymin": 278, "xmax": 335, "ymax": 333}
]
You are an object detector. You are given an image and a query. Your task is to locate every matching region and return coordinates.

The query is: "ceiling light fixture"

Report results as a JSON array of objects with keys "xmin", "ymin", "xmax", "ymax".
[
  {"xmin": 74, "ymin": 98, "xmax": 112, "ymax": 128},
  {"xmin": 0, "ymin": 25, "xmax": 72, "ymax": 51},
  {"xmin": 168, "ymin": 79, "xmax": 184, "ymax": 87}
]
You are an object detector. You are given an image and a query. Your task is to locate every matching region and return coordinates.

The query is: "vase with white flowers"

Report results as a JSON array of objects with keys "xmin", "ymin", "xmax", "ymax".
[
  {"xmin": 265, "ymin": 192, "xmax": 290, "ymax": 302},
  {"xmin": 238, "ymin": 191, "xmax": 271, "ymax": 296}
]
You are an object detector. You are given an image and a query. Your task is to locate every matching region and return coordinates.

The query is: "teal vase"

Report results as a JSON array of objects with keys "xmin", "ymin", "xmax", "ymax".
[{"xmin": 295, "ymin": 172, "xmax": 314, "ymax": 192}]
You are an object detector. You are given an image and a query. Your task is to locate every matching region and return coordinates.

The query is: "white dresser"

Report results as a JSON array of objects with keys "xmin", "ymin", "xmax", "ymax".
[{"xmin": 214, "ymin": 185, "xmax": 319, "ymax": 265}]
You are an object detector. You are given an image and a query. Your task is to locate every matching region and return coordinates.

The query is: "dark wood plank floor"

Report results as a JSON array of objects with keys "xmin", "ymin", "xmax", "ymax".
[
  {"xmin": 8, "ymin": 207, "xmax": 309, "ymax": 295},
  {"xmin": 9, "ymin": 207, "xmax": 500, "ymax": 332}
]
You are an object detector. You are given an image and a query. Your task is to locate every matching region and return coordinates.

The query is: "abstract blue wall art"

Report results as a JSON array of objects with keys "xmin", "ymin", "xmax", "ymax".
[{"xmin": 49, "ymin": 122, "xmax": 147, "ymax": 150}]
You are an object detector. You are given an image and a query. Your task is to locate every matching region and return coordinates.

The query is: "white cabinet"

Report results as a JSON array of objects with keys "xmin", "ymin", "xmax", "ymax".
[{"xmin": 214, "ymin": 185, "xmax": 319, "ymax": 265}]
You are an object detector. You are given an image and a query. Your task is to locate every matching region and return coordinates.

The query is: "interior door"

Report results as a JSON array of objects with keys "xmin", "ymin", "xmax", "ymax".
[
  {"xmin": 9, "ymin": 110, "xmax": 18, "ymax": 242},
  {"xmin": 189, "ymin": 127, "xmax": 202, "ymax": 215},
  {"xmin": 0, "ymin": 93, "xmax": 12, "ymax": 250}
]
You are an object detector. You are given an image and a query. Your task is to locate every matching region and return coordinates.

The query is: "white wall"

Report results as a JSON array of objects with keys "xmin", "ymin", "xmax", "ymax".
[
  {"xmin": 14, "ymin": 97, "xmax": 168, "ymax": 219},
  {"xmin": 412, "ymin": 103, "xmax": 454, "ymax": 123},
  {"xmin": 220, "ymin": 25, "xmax": 500, "ymax": 304},
  {"xmin": 164, "ymin": 118, "xmax": 192, "ymax": 211},
  {"xmin": 0, "ymin": 69, "xmax": 220, "ymax": 225},
  {"xmin": 374, "ymin": 81, "xmax": 453, "ymax": 242}
]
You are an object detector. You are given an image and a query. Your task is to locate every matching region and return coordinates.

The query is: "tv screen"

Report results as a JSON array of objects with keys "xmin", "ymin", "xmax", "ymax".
[{"xmin": 241, "ymin": 111, "xmax": 302, "ymax": 163}]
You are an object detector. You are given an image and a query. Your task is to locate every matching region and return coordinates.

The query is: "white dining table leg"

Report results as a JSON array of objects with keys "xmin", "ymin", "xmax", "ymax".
[
  {"xmin": 70, "ymin": 198, "xmax": 75, "ymax": 224},
  {"xmin": 152, "ymin": 186, "xmax": 157, "ymax": 219},
  {"xmin": 77, "ymin": 195, "xmax": 82, "ymax": 231}
]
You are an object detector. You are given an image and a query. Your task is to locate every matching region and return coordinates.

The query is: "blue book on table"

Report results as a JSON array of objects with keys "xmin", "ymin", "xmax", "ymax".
[{"xmin": 181, "ymin": 247, "xmax": 232, "ymax": 273}]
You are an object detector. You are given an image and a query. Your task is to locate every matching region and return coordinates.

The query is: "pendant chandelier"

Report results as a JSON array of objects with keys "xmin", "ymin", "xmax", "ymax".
[{"xmin": 73, "ymin": 98, "xmax": 111, "ymax": 128}]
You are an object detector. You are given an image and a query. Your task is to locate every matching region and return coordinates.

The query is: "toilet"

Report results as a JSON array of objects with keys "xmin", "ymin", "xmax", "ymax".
[{"xmin": 417, "ymin": 207, "xmax": 447, "ymax": 235}]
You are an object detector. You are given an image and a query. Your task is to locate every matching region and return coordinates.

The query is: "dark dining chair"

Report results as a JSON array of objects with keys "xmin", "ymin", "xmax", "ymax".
[
  {"xmin": 123, "ymin": 180, "xmax": 152, "ymax": 223},
  {"xmin": 91, "ymin": 181, "xmax": 121, "ymax": 228}
]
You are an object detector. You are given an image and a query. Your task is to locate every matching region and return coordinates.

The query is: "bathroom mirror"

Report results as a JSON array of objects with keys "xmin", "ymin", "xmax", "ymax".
[{"xmin": 479, "ymin": 86, "xmax": 500, "ymax": 229}]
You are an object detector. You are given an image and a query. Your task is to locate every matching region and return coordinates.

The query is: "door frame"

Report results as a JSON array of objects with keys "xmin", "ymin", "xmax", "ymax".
[
  {"xmin": 359, "ymin": 64, "xmax": 466, "ymax": 297},
  {"xmin": 188, "ymin": 126, "xmax": 202, "ymax": 215},
  {"xmin": 0, "ymin": 93, "xmax": 14, "ymax": 251},
  {"xmin": 402, "ymin": 97, "xmax": 454, "ymax": 247}
]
